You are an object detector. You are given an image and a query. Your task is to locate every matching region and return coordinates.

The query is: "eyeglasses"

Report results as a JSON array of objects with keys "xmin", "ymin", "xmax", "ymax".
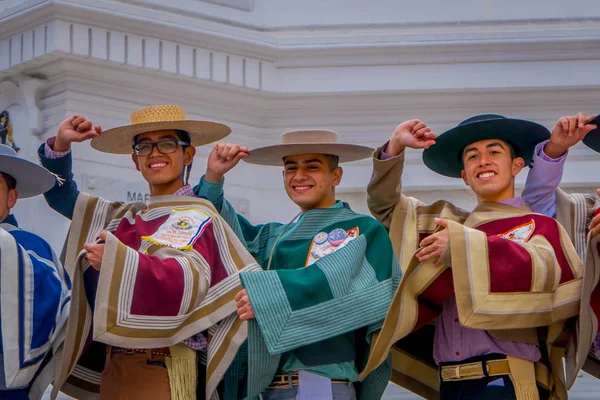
[{"xmin": 132, "ymin": 140, "xmax": 189, "ymax": 156}]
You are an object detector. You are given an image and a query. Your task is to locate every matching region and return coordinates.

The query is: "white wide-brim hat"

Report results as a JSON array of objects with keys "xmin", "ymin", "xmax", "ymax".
[
  {"xmin": 0, "ymin": 145, "xmax": 55, "ymax": 198},
  {"xmin": 91, "ymin": 105, "xmax": 231, "ymax": 154},
  {"xmin": 244, "ymin": 130, "xmax": 374, "ymax": 166}
]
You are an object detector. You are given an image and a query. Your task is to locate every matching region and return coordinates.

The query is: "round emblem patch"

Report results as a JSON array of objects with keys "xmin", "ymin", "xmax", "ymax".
[
  {"xmin": 172, "ymin": 217, "xmax": 194, "ymax": 230},
  {"xmin": 328, "ymin": 228, "xmax": 347, "ymax": 246},
  {"xmin": 313, "ymin": 232, "xmax": 328, "ymax": 244}
]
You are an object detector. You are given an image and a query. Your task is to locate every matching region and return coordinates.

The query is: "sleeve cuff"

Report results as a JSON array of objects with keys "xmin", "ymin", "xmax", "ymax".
[
  {"xmin": 196, "ymin": 176, "xmax": 225, "ymax": 205},
  {"xmin": 535, "ymin": 140, "xmax": 567, "ymax": 163},
  {"xmin": 45, "ymin": 137, "xmax": 71, "ymax": 159}
]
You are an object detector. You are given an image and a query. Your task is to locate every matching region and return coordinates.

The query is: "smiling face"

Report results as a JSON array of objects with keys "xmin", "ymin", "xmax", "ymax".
[
  {"xmin": 282, "ymin": 153, "xmax": 342, "ymax": 212},
  {"xmin": 460, "ymin": 139, "xmax": 525, "ymax": 203},
  {"xmin": 131, "ymin": 130, "xmax": 196, "ymax": 196}
]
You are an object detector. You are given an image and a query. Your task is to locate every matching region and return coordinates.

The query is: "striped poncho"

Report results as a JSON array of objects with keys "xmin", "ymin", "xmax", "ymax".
[
  {"xmin": 48, "ymin": 193, "xmax": 262, "ymax": 400},
  {"xmin": 195, "ymin": 179, "xmax": 402, "ymax": 399},
  {"xmin": 361, "ymin": 150, "xmax": 593, "ymax": 400},
  {"xmin": 554, "ymin": 189, "xmax": 600, "ymax": 381},
  {"xmin": 0, "ymin": 215, "xmax": 71, "ymax": 399}
]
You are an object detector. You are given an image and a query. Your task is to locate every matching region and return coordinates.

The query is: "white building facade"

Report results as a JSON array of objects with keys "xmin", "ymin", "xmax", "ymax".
[{"xmin": 1, "ymin": 0, "xmax": 600, "ymax": 398}]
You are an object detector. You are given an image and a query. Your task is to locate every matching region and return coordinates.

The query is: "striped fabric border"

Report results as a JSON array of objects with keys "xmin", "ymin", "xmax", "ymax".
[
  {"xmin": 359, "ymin": 197, "xmax": 588, "ymax": 400},
  {"xmin": 54, "ymin": 193, "xmax": 262, "ymax": 400}
]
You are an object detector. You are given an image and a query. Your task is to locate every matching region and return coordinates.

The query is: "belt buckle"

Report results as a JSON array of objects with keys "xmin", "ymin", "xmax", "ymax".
[{"xmin": 454, "ymin": 365, "xmax": 461, "ymax": 379}]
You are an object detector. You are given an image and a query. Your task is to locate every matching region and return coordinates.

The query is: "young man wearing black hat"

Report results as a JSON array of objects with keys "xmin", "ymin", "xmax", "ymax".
[{"xmin": 359, "ymin": 115, "xmax": 596, "ymax": 400}]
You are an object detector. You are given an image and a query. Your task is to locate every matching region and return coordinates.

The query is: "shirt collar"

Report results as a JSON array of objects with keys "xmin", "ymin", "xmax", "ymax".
[
  {"xmin": 1, "ymin": 214, "xmax": 18, "ymax": 227},
  {"xmin": 173, "ymin": 185, "xmax": 195, "ymax": 197},
  {"xmin": 500, "ymin": 197, "xmax": 523, "ymax": 208}
]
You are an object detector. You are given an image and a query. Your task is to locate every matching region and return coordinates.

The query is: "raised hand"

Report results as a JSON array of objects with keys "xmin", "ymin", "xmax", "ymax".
[
  {"xmin": 55, "ymin": 115, "xmax": 102, "ymax": 152},
  {"xmin": 544, "ymin": 113, "xmax": 597, "ymax": 158},
  {"xmin": 205, "ymin": 142, "xmax": 250, "ymax": 183},
  {"xmin": 387, "ymin": 119, "xmax": 437, "ymax": 156}
]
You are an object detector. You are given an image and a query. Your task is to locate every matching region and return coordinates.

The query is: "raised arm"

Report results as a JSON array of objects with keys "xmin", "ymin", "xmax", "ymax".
[
  {"xmin": 523, "ymin": 113, "xmax": 597, "ymax": 216},
  {"xmin": 38, "ymin": 115, "xmax": 102, "ymax": 219},
  {"xmin": 367, "ymin": 120, "xmax": 436, "ymax": 229},
  {"xmin": 193, "ymin": 143, "xmax": 283, "ymax": 265}
]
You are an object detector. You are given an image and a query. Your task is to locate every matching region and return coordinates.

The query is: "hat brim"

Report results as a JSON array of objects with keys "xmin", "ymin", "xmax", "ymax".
[
  {"xmin": 91, "ymin": 121, "xmax": 231, "ymax": 154},
  {"xmin": 582, "ymin": 114, "xmax": 600, "ymax": 153},
  {"xmin": 0, "ymin": 157, "xmax": 55, "ymax": 198},
  {"xmin": 243, "ymin": 143, "xmax": 374, "ymax": 166},
  {"xmin": 422, "ymin": 118, "xmax": 551, "ymax": 178}
]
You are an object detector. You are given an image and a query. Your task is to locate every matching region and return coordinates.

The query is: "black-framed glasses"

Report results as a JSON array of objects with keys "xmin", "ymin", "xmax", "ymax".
[{"xmin": 132, "ymin": 140, "xmax": 189, "ymax": 156}]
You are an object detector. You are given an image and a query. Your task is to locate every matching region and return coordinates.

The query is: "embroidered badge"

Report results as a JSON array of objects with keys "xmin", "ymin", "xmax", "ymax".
[
  {"xmin": 497, "ymin": 219, "xmax": 536, "ymax": 244},
  {"xmin": 143, "ymin": 208, "xmax": 214, "ymax": 251},
  {"xmin": 313, "ymin": 232, "xmax": 329, "ymax": 245},
  {"xmin": 328, "ymin": 228, "xmax": 348, "ymax": 246},
  {"xmin": 306, "ymin": 227, "xmax": 359, "ymax": 266}
]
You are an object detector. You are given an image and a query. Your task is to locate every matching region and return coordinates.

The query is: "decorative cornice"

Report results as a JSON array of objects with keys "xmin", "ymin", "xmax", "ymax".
[{"xmin": 2, "ymin": 1, "xmax": 600, "ymax": 64}]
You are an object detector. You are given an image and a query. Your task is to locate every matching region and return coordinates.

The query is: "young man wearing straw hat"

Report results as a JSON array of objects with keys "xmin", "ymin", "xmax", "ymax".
[
  {"xmin": 0, "ymin": 144, "xmax": 71, "ymax": 400},
  {"xmin": 359, "ymin": 114, "xmax": 596, "ymax": 400},
  {"xmin": 37, "ymin": 105, "xmax": 262, "ymax": 400},
  {"xmin": 192, "ymin": 130, "xmax": 401, "ymax": 399}
]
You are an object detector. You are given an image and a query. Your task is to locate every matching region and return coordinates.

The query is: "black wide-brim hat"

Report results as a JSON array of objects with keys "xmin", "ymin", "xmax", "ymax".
[
  {"xmin": 582, "ymin": 114, "xmax": 600, "ymax": 153},
  {"xmin": 422, "ymin": 114, "xmax": 551, "ymax": 178}
]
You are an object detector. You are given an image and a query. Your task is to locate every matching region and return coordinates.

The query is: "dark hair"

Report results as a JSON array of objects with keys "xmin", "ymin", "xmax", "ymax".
[
  {"xmin": 133, "ymin": 129, "xmax": 191, "ymax": 146},
  {"xmin": 281, "ymin": 154, "xmax": 340, "ymax": 170},
  {"xmin": 175, "ymin": 130, "xmax": 193, "ymax": 185},
  {"xmin": 460, "ymin": 139, "xmax": 517, "ymax": 167},
  {"xmin": 174, "ymin": 130, "xmax": 191, "ymax": 146},
  {"xmin": 323, "ymin": 154, "xmax": 340, "ymax": 171},
  {"xmin": 0, "ymin": 172, "xmax": 16, "ymax": 190}
]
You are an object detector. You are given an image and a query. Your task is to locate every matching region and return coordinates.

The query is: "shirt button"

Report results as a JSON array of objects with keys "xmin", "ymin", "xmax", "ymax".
[
  {"xmin": 456, "ymin": 352, "xmax": 460, "ymax": 356},
  {"xmin": 454, "ymin": 318, "xmax": 459, "ymax": 323}
]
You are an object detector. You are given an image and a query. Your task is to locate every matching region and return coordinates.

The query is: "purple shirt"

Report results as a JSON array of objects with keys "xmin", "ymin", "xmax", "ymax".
[
  {"xmin": 522, "ymin": 141, "xmax": 567, "ymax": 217},
  {"xmin": 432, "ymin": 197, "xmax": 543, "ymax": 364},
  {"xmin": 379, "ymin": 140, "xmax": 565, "ymax": 364}
]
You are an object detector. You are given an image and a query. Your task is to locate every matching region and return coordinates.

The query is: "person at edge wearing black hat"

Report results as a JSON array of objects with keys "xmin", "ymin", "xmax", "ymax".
[{"xmin": 355, "ymin": 113, "xmax": 598, "ymax": 400}]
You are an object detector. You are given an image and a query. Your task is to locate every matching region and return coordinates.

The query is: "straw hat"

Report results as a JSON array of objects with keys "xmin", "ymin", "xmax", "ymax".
[
  {"xmin": 244, "ymin": 130, "xmax": 374, "ymax": 166},
  {"xmin": 0, "ymin": 145, "xmax": 55, "ymax": 198},
  {"xmin": 91, "ymin": 105, "xmax": 231, "ymax": 154},
  {"xmin": 422, "ymin": 114, "xmax": 550, "ymax": 178},
  {"xmin": 582, "ymin": 114, "xmax": 600, "ymax": 153}
]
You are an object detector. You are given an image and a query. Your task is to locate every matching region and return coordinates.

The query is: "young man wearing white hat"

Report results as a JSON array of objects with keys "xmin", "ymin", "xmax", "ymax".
[
  {"xmin": 0, "ymin": 145, "xmax": 70, "ymax": 399},
  {"xmin": 37, "ymin": 106, "xmax": 261, "ymax": 400},
  {"xmin": 193, "ymin": 130, "xmax": 401, "ymax": 399},
  {"xmin": 358, "ymin": 114, "xmax": 597, "ymax": 400}
]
